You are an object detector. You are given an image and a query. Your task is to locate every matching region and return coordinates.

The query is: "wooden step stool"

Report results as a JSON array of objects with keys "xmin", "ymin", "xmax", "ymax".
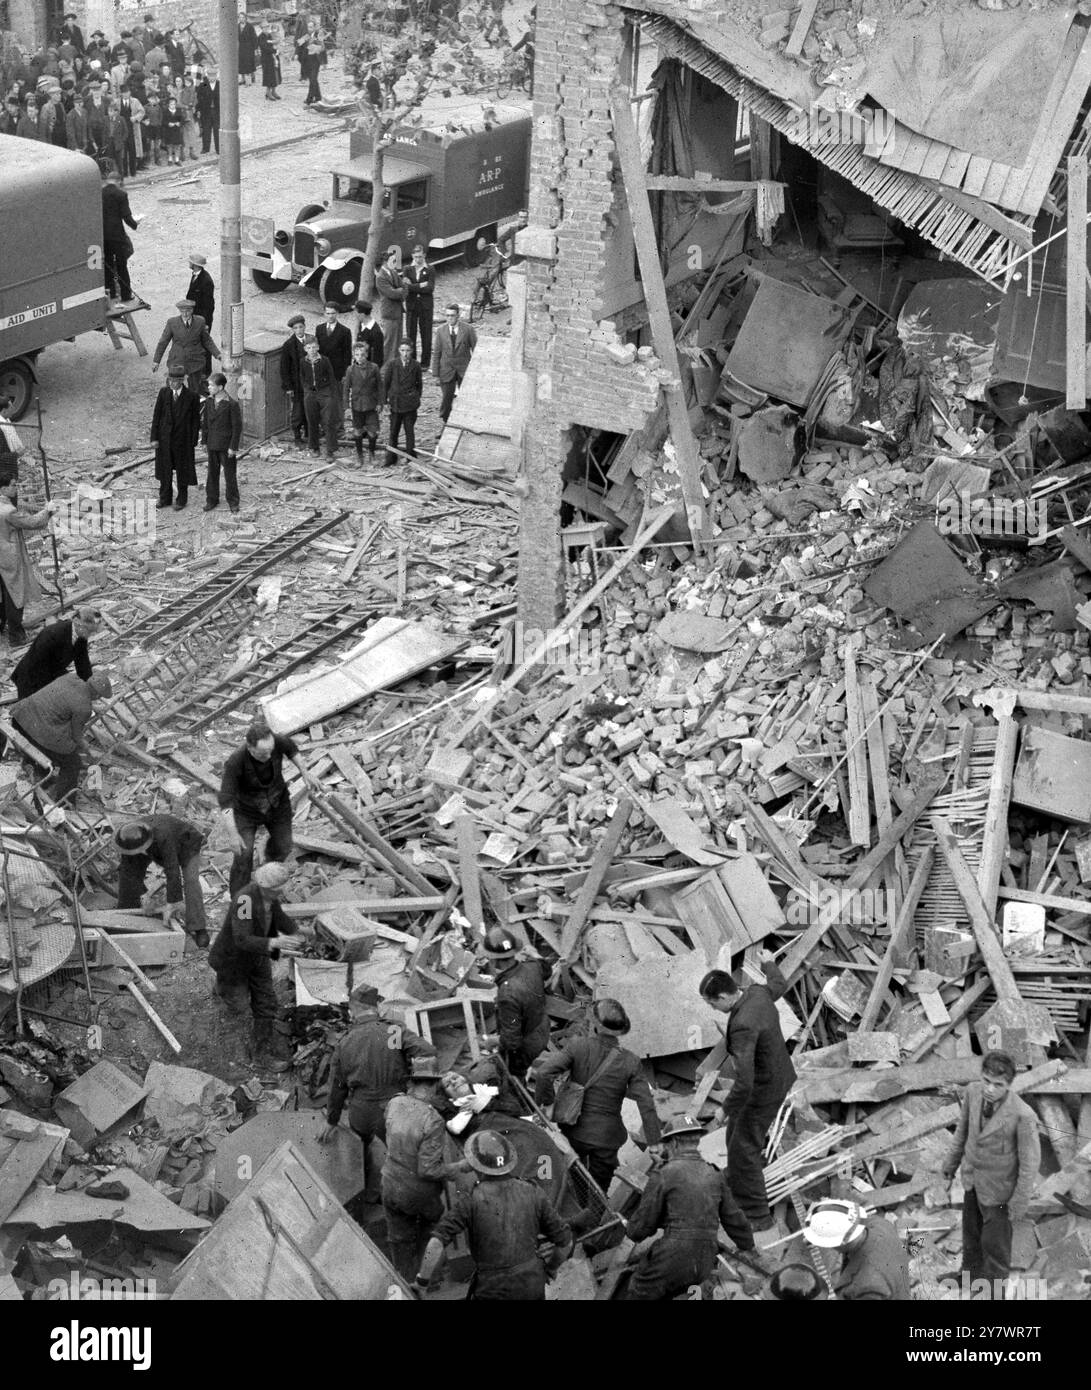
[{"xmin": 105, "ymin": 300, "xmax": 149, "ymax": 356}]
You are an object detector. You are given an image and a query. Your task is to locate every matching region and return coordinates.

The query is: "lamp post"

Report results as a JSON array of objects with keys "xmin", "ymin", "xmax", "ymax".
[{"xmin": 219, "ymin": 0, "xmax": 243, "ymax": 370}]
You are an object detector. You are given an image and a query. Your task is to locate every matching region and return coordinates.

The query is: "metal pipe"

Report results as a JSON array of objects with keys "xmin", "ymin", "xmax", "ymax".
[{"xmin": 219, "ymin": 0, "xmax": 243, "ymax": 370}]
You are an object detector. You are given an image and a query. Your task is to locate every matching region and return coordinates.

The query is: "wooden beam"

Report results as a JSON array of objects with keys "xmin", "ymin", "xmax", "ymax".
[
  {"xmin": 785, "ymin": 0, "xmax": 820, "ymax": 58},
  {"xmin": 932, "ymin": 815, "xmax": 1019, "ymax": 1005},
  {"xmin": 610, "ymin": 85, "xmax": 707, "ymax": 539},
  {"xmin": 559, "ymin": 799, "xmax": 633, "ymax": 961},
  {"xmin": 908, "ymin": 975, "xmax": 991, "ymax": 1062},
  {"xmin": 1067, "ymin": 155, "xmax": 1088, "ymax": 411},
  {"xmin": 281, "ymin": 896, "xmax": 446, "ymax": 918},
  {"xmin": 977, "ymin": 713, "xmax": 1018, "ymax": 918},
  {"xmin": 455, "ymin": 815, "xmax": 484, "ymax": 933},
  {"xmin": 843, "ymin": 640, "xmax": 871, "ymax": 846},
  {"xmin": 858, "ymin": 847, "xmax": 933, "ymax": 1032},
  {"xmin": 998, "ymin": 885, "xmax": 1091, "ymax": 917},
  {"xmin": 643, "ymin": 176, "xmax": 771, "ymax": 194}
]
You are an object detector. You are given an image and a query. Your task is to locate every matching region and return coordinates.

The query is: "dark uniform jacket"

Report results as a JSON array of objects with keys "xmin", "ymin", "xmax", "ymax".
[
  {"xmin": 535, "ymin": 1034, "xmax": 662, "ymax": 1150},
  {"xmin": 218, "ymin": 733, "xmax": 298, "ymax": 819},
  {"xmin": 101, "ymin": 181, "xmax": 138, "ymax": 246},
  {"xmin": 628, "ymin": 1152, "xmax": 754, "ymax": 1250},
  {"xmin": 280, "ymin": 334, "xmax": 308, "ymax": 393},
  {"xmin": 117, "ymin": 813, "xmax": 204, "ymax": 904},
  {"xmin": 380, "ymin": 358, "xmax": 422, "ymax": 414},
  {"xmin": 355, "ymin": 320, "xmax": 384, "ymax": 367},
  {"xmin": 209, "ymin": 883, "xmax": 297, "ymax": 973},
  {"xmin": 326, "ymin": 1016, "xmax": 435, "ymax": 1125},
  {"xmin": 315, "ymin": 322, "xmax": 353, "ymax": 379},
  {"xmin": 150, "ymin": 384, "xmax": 201, "ymax": 485},
  {"xmin": 723, "ymin": 962, "xmax": 796, "ymax": 1118},
  {"xmin": 835, "ymin": 1217, "xmax": 911, "ymax": 1301},
  {"xmin": 432, "ymin": 1176, "xmax": 571, "ymax": 1300},
  {"xmin": 186, "ymin": 267, "xmax": 215, "ymax": 332},
  {"xmin": 494, "ymin": 958, "xmax": 549, "ymax": 1072},
  {"xmin": 13, "ymin": 618, "xmax": 92, "ymax": 699},
  {"xmin": 382, "ymin": 1093, "xmax": 454, "ymax": 1208},
  {"xmin": 201, "ymin": 393, "xmax": 242, "ymax": 451},
  {"xmin": 945, "ymin": 1082, "xmax": 1040, "ymax": 1214}
]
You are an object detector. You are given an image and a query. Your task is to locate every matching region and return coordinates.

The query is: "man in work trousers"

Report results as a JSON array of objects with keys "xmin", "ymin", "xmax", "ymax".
[
  {"xmin": 201, "ymin": 373, "xmax": 243, "ymax": 512},
  {"xmin": 280, "ymin": 315, "xmax": 309, "ymax": 444},
  {"xmin": 314, "ymin": 303, "xmax": 353, "ymax": 427},
  {"xmin": 415, "ymin": 1129, "xmax": 572, "ymax": 1300},
  {"xmin": 300, "ymin": 339, "xmax": 340, "ymax": 458},
  {"xmin": 318, "ymin": 983, "xmax": 437, "ymax": 1202},
  {"xmin": 381, "ymin": 1055, "xmax": 470, "ymax": 1279},
  {"xmin": 430, "ymin": 302, "xmax": 477, "ymax": 424},
  {"xmin": 13, "ymin": 607, "xmax": 102, "ymax": 699},
  {"xmin": 802, "ymin": 1198, "xmax": 911, "ymax": 1300},
  {"xmin": 478, "ymin": 926, "xmax": 550, "ymax": 1082},
  {"xmin": 9, "ymin": 671, "xmax": 113, "ymax": 803},
  {"xmin": 699, "ymin": 952, "xmax": 796, "ymax": 1230},
  {"xmin": 115, "ymin": 814, "xmax": 209, "ymax": 947},
  {"xmin": 217, "ymin": 718, "xmax": 311, "ymax": 896},
  {"xmin": 152, "ymin": 297, "xmax": 220, "ymax": 396},
  {"xmin": 101, "ymin": 170, "xmax": 140, "ymax": 303},
  {"xmin": 208, "ymin": 861, "xmax": 303, "ymax": 1071},
  {"xmin": 380, "ymin": 340, "xmax": 422, "ymax": 466},
  {"xmin": 942, "ymin": 1049, "xmax": 1040, "ymax": 1295},
  {"xmin": 622, "ymin": 1115, "xmax": 757, "ymax": 1300},
  {"xmin": 375, "ymin": 246, "xmax": 408, "ymax": 363},
  {"xmin": 150, "ymin": 364, "xmax": 201, "ymax": 510},
  {"xmin": 403, "ymin": 243, "xmax": 435, "ymax": 365},
  {"xmin": 535, "ymin": 997, "xmax": 662, "ymax": 1197}
]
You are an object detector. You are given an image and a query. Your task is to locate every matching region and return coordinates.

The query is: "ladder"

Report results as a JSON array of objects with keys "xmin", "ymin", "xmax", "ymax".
[{"xmin": 104, "ymin": 300, "xmax": 150, "ymax": 357}]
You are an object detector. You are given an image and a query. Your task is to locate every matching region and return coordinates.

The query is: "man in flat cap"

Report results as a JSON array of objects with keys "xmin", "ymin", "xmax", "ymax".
[
  {"xmin": 116, "ymin": 813, "xmax": 209, "ymax": 946},
  {"xmin": 152, "ymin": 297, "xmax": 219, "ymax": 396},
  {"xmin": 185, "ymin": 253, "xmax": 215, "ymax": 372},
  {"xmin": 12, "ymin": 606, "xmax": 102, "ymax": 700},
  {"xmin": 209, "ymin": 860, "xmax": 303, "ymax": 1070},
  {"xmin": 279, "ymin": 314, "xmax": 309, "ymax": 445},
  {"xmin": 150, "ymin": 364, "xmax": 201, "ymax": 510}
]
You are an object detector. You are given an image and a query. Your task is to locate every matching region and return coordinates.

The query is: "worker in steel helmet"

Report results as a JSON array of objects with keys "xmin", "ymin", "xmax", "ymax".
[
  {"xmin": 115, "ymin": 812, "xmax": 209, "ymax": 946},
  {"xmin": 621, "ymin": 1114, "xmax": 757, "ymax": 1301},
  {"xmin": 767, "ymin": 1262, "xmax": 826, "ymax": 1300},
  {"xmin": 415, "ymin": 1128, "xmax": 571, "ymax": 1300},
  {"xmin": 478, "ymin": 925, "xmax": 550, "ymax": 1082},
  {"xmin": 208, "ymin": 860, "xmax": 302, "ymax": 1071},
  {"xmin": 801, "ymin": 1198, "xmax": 911, "ymax": 1300}
]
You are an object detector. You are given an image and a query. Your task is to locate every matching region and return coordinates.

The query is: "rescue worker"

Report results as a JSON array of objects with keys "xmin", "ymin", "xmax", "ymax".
[
  {"xmin": 217, "ymin": 718, "xmax": 311, "ymax": 897},
  {"xmin": 767, "ymin": 1263, "xmax": 825, "ymax": 1300},
  {"xmin": 801, "ymin": 1199, "xmax": 911, "ymax": 1300},
  {"xmin": 115, "ymin": 814, "xmax": 209, "ymax": 947},
  {"xmin": 208, "ymin": 860, "xmax": 302, "ymax": 1071},
  {"xmin": 478, "ymin": 926, "xmax": 549, "ymax": 1082},
  {"xmin": 9, "ymin": 670, "xmax": 112, "ymax": 803},
  {"xmin": 622, "ymin": 1115, "xmax": 756, "ymax": 1301},
  {"xmin": 534, "ymin": 998, "xmax": 663, "ymax": 1194},
  {"xmin": 941, "ymin": 1049, "xmax": 1040, "ymax": 1294},
  {"xmin": 415, "ymin": 1129, "xmax": 571, "ymax": 1300},
  {"xmin": 13, "ymin": 607, "xmax": 101, "ymax": 700},
  {"xmin": 699, "ymin": 952, "xmax": 796, "ymax": 1230},
  {"xmin": 318, "ymin": 983, "xmax": 436, "ymax": 1200},
  {"xmin": 381, "ymin": 1055, "xmax": 470, "ymax": 1279}
]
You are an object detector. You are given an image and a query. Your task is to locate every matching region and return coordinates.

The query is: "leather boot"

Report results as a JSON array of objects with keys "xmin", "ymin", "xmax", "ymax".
[
  {"xmin": 354, "ymin": 436, "xmax": 363, "ymax": 460},
  {"xmin": 253, "ymin": 1018, "xmax": 291, "ymax": 1072}
]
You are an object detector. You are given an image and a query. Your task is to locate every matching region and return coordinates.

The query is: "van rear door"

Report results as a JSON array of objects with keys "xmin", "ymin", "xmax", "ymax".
[{"xmin": 391, "ymin": 177, "xmax": 430, "ymax": 256}]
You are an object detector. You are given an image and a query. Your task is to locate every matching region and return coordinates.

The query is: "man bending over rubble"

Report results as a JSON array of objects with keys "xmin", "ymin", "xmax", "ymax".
[
  {"xmin": 217, "ymin": 717, "xmax": 314, "ymax": 896},
  {"xmin": 115, "ymin": 813, "xmax": 209, "ymax": 947}
]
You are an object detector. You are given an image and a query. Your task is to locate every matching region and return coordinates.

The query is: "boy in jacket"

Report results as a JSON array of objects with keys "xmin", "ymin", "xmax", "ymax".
[{"xmin": 345, "ymin": 341, "xmax": 382, "ymax": 461}]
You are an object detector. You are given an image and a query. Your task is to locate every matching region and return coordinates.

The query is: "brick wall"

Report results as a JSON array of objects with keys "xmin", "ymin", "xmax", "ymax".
[
  {"xmin": 8, "ymin": 0, "xmax": 226, "ymax": 54},
  {"xmin": 516, "ymin": 0, "xmax": 663, "ymax": 631}
]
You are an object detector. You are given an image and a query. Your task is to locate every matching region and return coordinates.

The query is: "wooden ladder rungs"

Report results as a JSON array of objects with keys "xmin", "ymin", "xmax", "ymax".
[{"xmin": 105, "ymin": 311, "xmax": 149, "ymax": 357}]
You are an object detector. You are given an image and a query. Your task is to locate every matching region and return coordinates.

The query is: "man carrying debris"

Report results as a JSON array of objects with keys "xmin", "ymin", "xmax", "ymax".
[
  {"xmin": 115, "ymin": 814, "xmax": 209, "ymax": 948},
  {"xmin": 478, "ymin": 926, "xmax": 550, "ymax": 1082},
  {"xmin": 208, "ymin": 860, "xmax": 303, "ymax": 1071},
  {"xmin": 941, "ymin": 1049, "xmax": 1040, "ymax": 1295},
  {"xmin": 12, "ymin": 607, "xmax": 102, "ymax": 699},
  {"xmin": 381, "ymin": 1055, "xmax": 471, "ymax": 1279},
  {"xmin": 415, "ymin": 1128, "xmax": 572, "ymax": 1300},
  {"xmin": 534, "ymin": 998, "xmax": 663, "ymax": 1194},
  {"xmin": 217, "ymin": 718, "xmax": 311, "ymax": 897},
  {"xmin": 801, "ymin": 1198, "xmax": 910, "ymax": 1300},
  {"xmin": 699, "ymin": 953, "xmax": 796, "ymax": 1230},
  {"xmin": 621, "ymin": 1114, "xmax": 756, "ymax": 1301},
  {"xmin": 10, "ymin": 670, "xmax": 113, "ymax": 803},
  {"xmin": 318, "ymin": 983, "xmax": 437, "ymax": 1201}
]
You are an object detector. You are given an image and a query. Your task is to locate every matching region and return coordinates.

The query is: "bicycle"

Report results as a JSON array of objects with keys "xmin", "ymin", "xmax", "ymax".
[
  {"xmin": 469, "ymin": 243, "xmax": 511, "ymax": 322},
  {"xmin": 494, "ymin": 48, "xmax": 531, "ymax": 98},
  {"xmin": 179, "ymin": 20, "xmax": 217, "ymax": 70}
]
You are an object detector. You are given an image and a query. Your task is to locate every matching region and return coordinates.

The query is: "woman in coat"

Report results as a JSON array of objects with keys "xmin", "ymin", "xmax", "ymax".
[
  {"xmin": 258, "ymin": 28, "xmax": 282, "ymax": 101},
  {"xmin": 238, "ymin": 18, "xmax": 258, "ymax": 84},
  {"xmin": 534, "ymin": 998, "xmax": 663, "ymax": 1196},
  {"xmin": 161, "ymin": 93, "xmax": 183, "ymax": 164},
  {"xmin": 0, "ymin": 478, "xmax": 56, "ymax": 647},
  {"xmin": 179, "ymin": 73, "xmax": 199, "ymax": 159}
]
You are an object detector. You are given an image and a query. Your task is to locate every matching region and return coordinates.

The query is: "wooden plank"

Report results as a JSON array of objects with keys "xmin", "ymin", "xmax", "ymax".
[
  {"xmin": 908, "ymin": 975, "xmax": 991, "ymax": 1063},
  {"xmin": 785, "ymin": 0, "xmax": 820, "ymax": 58},
  {"xmin": 932, "ymin": 816, "xmax": 1019, "ymax": 1004},
  {"xmin": 124, "ymin": 981, "xmax": 181, "ymax": 1053},
  {"xmin": 858, "ymin": 847, "xmax": 933, "ymax": 1032},
  {"xmin": 610, "ymin": 85, "xmax": 706, "ymax": 538},
  {"xmin": 327, "ymin": 745, "xmax": 375, "ymax": 805},
  {"xmin": 977, "ymin": 714, "xmax": 1019, "ymax": 916},
  {"xmin": 282, "ymin": 896, "xmax": 445, "ymax": 918},
  {"xmin": 455, "ymin": 815, "xmax": 484, "ymax": 932},
  {"xmin": 998, "ymin": 885, "xmax": 1091, "ymax": 917},
  {"xmin": 1068, "ymin": 154, "xmax": 1088, "ymax": 410},
  {"xmin": 560, "ymin": 799, "xmax": 633, "ymax": 961},
  {"xmin": 643, "ymin": 175, "xmax": 774, "ymax": 193},
  {"xmin": 843, "ymin": 641, "xmax": 871, "ymax": 846}
]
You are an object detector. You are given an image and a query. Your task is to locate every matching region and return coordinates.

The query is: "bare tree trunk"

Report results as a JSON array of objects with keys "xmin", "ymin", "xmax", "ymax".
[{"xmin": 359, "ymin": 137, "xmax": 387, "ymax": 302}]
